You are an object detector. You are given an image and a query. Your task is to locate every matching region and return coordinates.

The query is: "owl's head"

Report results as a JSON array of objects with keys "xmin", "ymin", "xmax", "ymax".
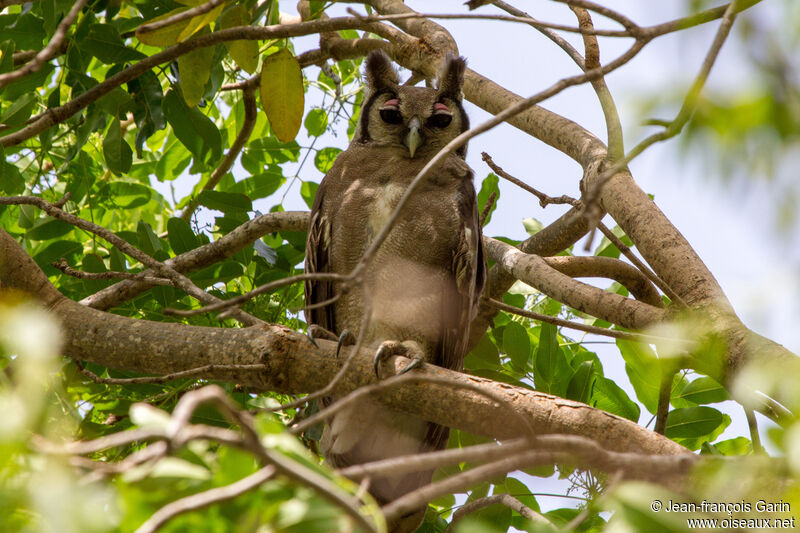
[{"xmin": 355, "ymin": 50, "xmax": 470, "ymax": 159}]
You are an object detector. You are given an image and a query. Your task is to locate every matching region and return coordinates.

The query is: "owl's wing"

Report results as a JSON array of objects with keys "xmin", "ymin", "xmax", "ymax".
[
  {"xmin": 439, "ymin": 164, "xmax": 487, "ymax": 372},
  {"xmin": 304, "ymin": 175, "xmax": 336, "ymax": 333}
]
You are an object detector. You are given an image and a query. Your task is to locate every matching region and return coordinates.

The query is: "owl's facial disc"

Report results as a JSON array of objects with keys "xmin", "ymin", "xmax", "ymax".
[{"xmin": 405, "ymin": 117, "xmax": 422, "ymax": 158}]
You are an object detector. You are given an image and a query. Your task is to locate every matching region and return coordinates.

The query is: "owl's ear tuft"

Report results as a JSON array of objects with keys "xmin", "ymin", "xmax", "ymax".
[
  {"xmin": 365, "ymin": 50, "xmax": 399, "ymax": 94},
  {"xmin": 438, "ymin": 54, "xmax": 467, "ymax": 100}
]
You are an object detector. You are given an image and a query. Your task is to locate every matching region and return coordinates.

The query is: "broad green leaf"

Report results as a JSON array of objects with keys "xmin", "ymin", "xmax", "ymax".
[
  {"xmin": 502, "ymin": 321, "xmax": 530, "ymax": 371},
  {"xmin": 163, "ymin": 89, "xmax": 222, "ymax": 165},
  {"xmin": 167, "ymin": 218, "xmax": 199, "ymax": 255},
  {"xmin": 673, "ymin": 376, "xmax": 729, "ymax": 405},
  {"xmin": 178, "ymin": 28, "xmax": 215, "ymax": 107},
  {"xmin": 135, "ymin": 8, "xmax": 193, "ymax": 46},
  {"xmin": 300, "ymin": 181, "xmax": 318, "ymax": 209},
  {"xmin": 0, "ymin": 145, "xmax": 24, "ymax": 194},
  {"xmin": 664, "ymin": 406, "xmax": 724, "ymax": 439},
  {"xmin": 566, "ymin": 360, "xmax": 595, "ymax": 403},
  {"xmin": 476, "ymin": 173, "xmax": 499, "ymax": 225},
  {"xmin": 304, "ymin": 108, "xmax": 328, "ymax": 137},
  {"xmin": 98, "ymin": 182, "xmax": 152, "ymax": 208},
  {"xmin": 534, "ymin": 323, "xmax": 571, "ymax": 395},
  {"xmin": 260, "ymin": 48, "xmax": 304, "ymax": 142},
  {"xmin": 219, "ymin": 6, "xmax": 259, "ymax": 74},
  {"xmin": 314, "ymin": 147, "xmax": 341, "ymax": 173},
  {"xmin": 703, "ymin": 437, "xmax": 752, "ymax": 456},
  {"xmin": 0, "ymin": 13, "xmax": 46, "ymax": 50},
  {"xmin": 155, "ymin": 142, "xmax": 191, "ymax": 181},
  {"xmin": 0, "ymin": 93, "xmax": 37, "ymax": 128},
  {"xmin": 137, "ymin": 221, "xmax": 163, "ymax": 256},
  {"xmin": 616, "ymin": 338, "xmax": 660, "ymax": 414},
  {"xmin": 228, "ymin": 171, "xmax": 285, "ymax": 200},
  {"xmin": 593, "ymin": 376, "xmax": 640, "ymax": 422},
  {"xmin": 464, "ymin": 332, "xmax": 500, "ymax": 370},
  {"xmin": 26, "ymin": 217, "xmax": 73, "ymax": 241},
  {"xmin": 33, "ymin": 240, "xmax": 82, "ymax": 270},
  {"xmin": 82, "ymin": 24, "xmax": 145, "ymax": 64},
  {"xmin": 102, "ymin": 118, "xmax": 133, "ymax": 175},
  {"xmin": 198, "ymin": 190, "xmax": 252, "ymax": 213}
]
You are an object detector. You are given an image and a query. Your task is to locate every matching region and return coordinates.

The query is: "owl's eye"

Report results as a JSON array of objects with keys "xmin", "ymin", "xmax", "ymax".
[
  {"xmin": 379, "ymin": 98, "xmax": 403, "ymax": 125},
  {"xmin": 428, "ymin": 112, "xmax": 452, "ymax": 128}
]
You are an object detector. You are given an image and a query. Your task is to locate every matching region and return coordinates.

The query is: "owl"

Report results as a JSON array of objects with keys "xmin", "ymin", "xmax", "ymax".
[{"xmin": 304, "ymin": 50, "xmax": 486, "ymax": 533}]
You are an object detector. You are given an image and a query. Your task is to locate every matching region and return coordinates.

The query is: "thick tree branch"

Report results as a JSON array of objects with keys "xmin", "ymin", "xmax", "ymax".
[
  {"xmin": 484, "ymin": 237, "xmax": 666, "ymax": 329},
  {"xmin": 0, "ymin": 228, "xmax": 688, "ymax": 458}
]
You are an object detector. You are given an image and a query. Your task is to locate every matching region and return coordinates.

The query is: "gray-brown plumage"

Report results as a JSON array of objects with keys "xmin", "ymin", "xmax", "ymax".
[{"xmin": 304, "ymin": 50, "xmax": 485, "ymax": 533}]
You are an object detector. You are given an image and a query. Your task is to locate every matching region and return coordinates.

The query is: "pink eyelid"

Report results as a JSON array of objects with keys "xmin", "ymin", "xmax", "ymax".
[
  {"xmin": 434, "ymin": 102, "xmax": 450, "ymax": 113},
  {"xmin": 381, "ymin": 98, "xmax": 399, "ymax": 108}
]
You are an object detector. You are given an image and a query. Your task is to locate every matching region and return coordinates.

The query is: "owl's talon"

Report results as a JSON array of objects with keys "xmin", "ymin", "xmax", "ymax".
[
  {"xmin": 335, "ymin": 329, "xmax": 356, "ymax": 359},
  {"xmin": 373, "ymin": 340, "xmax": 424, "ymax": 379},
  {"xmin": 307, "ymin": 325, "xmax": 339, "ymax": 348}
]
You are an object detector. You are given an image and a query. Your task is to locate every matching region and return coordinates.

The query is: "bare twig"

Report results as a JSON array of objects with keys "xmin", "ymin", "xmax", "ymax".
[
  {"xmin": 74, "ymin": 360, "xmax": 268, "ymax": 386},
  {"xmin": 479, "ymin": 191, "xmax": 497, "ymax": 227},
  {"xmin": 583, "ymin": 1, "xmax": 742, "ymax": 212},
  {"xmin": 0, "ymin": 195, "xmax": 263, "ymax": 325},
  {"xmin": 447, "ymin": 494, "xmax": 550, "ymax": 532},
  {"xmin": 488, "ymin": 299, "xmax": 693, "ymax": 346},
  {"xmin": 0, "ymin": 0, "xmax": 89, "ymax": 90},
  {"xmin": 482, "ymin": 152, "xmax": 580, "ymax": 208},
  {"xmin": 53, "ymin": 258, "xmax": 171, "ymax": 284}
]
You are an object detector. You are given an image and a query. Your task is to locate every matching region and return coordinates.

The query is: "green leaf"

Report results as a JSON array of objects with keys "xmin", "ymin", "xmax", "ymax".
[
  {"xmin": 198, "ymin": 190, "xmax": 252, "ymax": 213},
  {"xmin": 464, "ymin": 332, "xmax": 501, "ymax": 370},
  {"xmin": 593, "ymin": 376, "xmax": 640, "ymax": 422},
  {"xmin": 228, "ymin": 171, "xmax": 285, "ymax": 200},
  {"xmin": 566, "ymin": 360, "xmax": 595, "ymax": 403},
  {"xmin": 98, "ymin": 182, "xmax": 152, "ymax": 208},
  {"xmin": 534, "ymin": 323, "xmax": 570, "ymax": 395},
  {"xmin": 260, "ymin": 48, "xmax": 304, "ymax": 142},
  {"xmin": 163, "ymin": 89, "xmax": 222, "ymax": 166},
  {"xmin": 314, "ymin": 147, "xmax": 341, "ymax": 173},
  {"xmin": 304, "ymin": 108, "xmax": 328, "ymax": 137},
  {"xmin": 137, "ymin": 221, "xmax": 162, "ymax": 256},
  {"xmin": 476, "ymin": 173, "xmax": 499, "ymax": 225},
  {"xmin": 33, "ymin": 240, "xmax": 82, "ymax": 270},
  {"xmin": 522, "ymin": 217, "xmax": 543, "ymax": 236},
  {"xmin": 26, "ymin": 217, "xmax": 73, "ymax": 240},
  {"xmin": 502, "ymin": 321, "xmax": 530, "ymax": 371},
  {"xmin": 177, "ymin": 28, "xmax": 215, "ymax": 107},
  {"xmin": 665, "ymin": 406, "xmax": 724, "ymax": 439},
  {"xmin": 177, "ymin": 5, "xmax": 223, "ymax": 42},
  {"xmin": 673, "ymin": 376, "xmax": 729, "ymax": 405},
  {"xmin": 102, "ymin": 118, "xmax": 133, "ymax": 175},
  {"xmin": 0, "ymin": 145, "xmax": 24, "ymax": 194},
  {"xmin": 0, "ymin": 14, "xmax": 46, "ymax": 50},
  {"xmin": 167, "ymin": 218, "xmax": 199, "ymax": 255},
  {"xmin": 219, "ymin": 6, "xmax": 259, "ymax": 74},
  {"xmin": 82, "ymin": 24, "xmax": 145, "ymax": 64},
  {"xmin": 705, "ymin": 437, "xmax": 752, "ymax": 456},
  {"xmin": 300, "ymin": 181, "xmax": 319, "ymax": 209},
  {"xmin": 616, "ymin": 338, "xmax": 660, "ymax": 414},
  {"xmin": 0, "ymin": 93, "xmax": 37, "ymax": 128}
]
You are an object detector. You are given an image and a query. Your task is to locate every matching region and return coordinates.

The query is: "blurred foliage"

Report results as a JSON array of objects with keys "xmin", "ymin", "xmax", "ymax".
[{"xmin": 0, "ymin": 0, "xmax": 797, "ymax": 531}]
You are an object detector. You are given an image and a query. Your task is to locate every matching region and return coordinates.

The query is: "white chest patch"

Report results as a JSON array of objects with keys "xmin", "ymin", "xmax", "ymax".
[{"xmin": 368, "ymin": 183, "xmax": 405, "ymax": 237}]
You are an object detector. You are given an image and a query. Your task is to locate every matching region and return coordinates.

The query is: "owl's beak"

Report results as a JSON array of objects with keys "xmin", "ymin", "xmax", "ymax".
[{"xmin": 404, "ymin": 117, "xmax": 422, "ymax": 158}]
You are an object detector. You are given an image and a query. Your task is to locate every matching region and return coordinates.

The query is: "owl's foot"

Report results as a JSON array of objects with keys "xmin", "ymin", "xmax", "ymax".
[
  {"xmin": 373, "ymin": 340, "xmax": 425, "ymax": 379},
  {"xmin": 306, "ymin": 325, "xmax": 337, "ymax": 348},
  {"xmin": 306, "ymin": 326, "xmax": 355, "ymax": 359}
]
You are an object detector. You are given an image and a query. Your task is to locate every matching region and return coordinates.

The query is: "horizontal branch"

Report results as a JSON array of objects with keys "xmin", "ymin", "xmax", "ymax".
[
  {"xmin": 0, "ymin": 228, "xmax": 688, "ymax": 458},
  {"xmin": 484, "ymin": 237, "xmax": 667, "ymax": 329}
]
